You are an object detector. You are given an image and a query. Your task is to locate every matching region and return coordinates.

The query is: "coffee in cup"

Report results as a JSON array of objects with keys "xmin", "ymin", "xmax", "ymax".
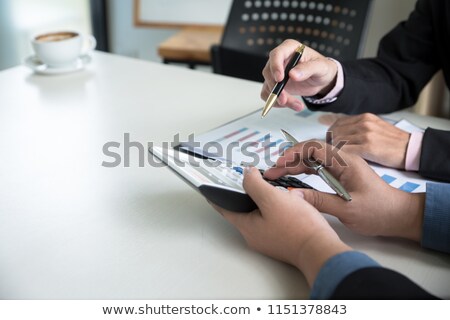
[
  {"xmin": 35, "ymin": 32, "xmax": 78, "ymax": 43},
  {"xmin": 32, "ymin": 31, "xmax": 96, "ymax": 68}
]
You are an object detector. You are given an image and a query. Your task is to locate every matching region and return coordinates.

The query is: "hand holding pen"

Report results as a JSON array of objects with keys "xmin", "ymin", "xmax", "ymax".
[
  {"xmin": 261, "ymin": 40, "xmax": 339, "ymax": 114},
  {"xmin": 277, "ymin": 129, "xmax": 352, "ymax": 202},
  {"xmin": 262, "ymin": 44, "xmax": 305, "ymax": 118}
]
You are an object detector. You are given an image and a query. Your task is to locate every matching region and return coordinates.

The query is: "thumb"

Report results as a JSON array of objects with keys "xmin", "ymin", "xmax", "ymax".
[
  {"xmin": 242, "ymin": 167, "xmax": 278, "ymax": 209},
  {"xmin": 300, "ymin": 188, "xmax": 347, "ymax": 219}
]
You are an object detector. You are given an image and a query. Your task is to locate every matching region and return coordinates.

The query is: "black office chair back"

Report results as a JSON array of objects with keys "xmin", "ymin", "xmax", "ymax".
[{"xmin": 212, "ymin": 0, "xmax": 373, "ymax": 82}]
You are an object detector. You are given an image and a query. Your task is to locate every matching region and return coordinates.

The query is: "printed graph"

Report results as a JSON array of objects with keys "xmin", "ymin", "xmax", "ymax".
[
  {"xmin": 381, "ymin": 174, "xmax": 421, "ymax": 193},
  {"xmin": 215, "ymin": 128, "xmax": 248, "ymax": 142},
  {"xmin": 204, "ymin": 126, "xmax": 291, "ymax": 166}
]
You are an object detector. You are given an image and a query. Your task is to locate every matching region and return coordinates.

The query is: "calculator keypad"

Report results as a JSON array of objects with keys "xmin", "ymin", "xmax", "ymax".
[
  {"xmin": 224, "ymin": 166, "xmax": 313, "ymax": 191},
  {"xmin": 259, "ymin": 169, "xmax": 313, "ymax": 190},
  {"xmin": 200, "ymin": 163, "xmax": 313, "ymax": 191}
]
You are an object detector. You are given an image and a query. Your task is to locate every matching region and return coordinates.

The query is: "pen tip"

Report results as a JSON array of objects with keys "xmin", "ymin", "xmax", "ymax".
[{"xmin": 261, "ymin": 93, "xmax": 278, "ymax": 118}]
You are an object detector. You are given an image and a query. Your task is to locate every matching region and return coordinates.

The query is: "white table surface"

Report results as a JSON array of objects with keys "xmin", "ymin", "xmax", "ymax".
[{"xmin": 1, "ymin": 52, "xmax": 449, "ymax": 299}]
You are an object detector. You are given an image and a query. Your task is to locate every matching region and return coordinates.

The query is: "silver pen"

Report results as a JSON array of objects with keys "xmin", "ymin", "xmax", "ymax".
[{"xmin": 280, "ymin": 129, "xmax": 352, "ymax": 201}]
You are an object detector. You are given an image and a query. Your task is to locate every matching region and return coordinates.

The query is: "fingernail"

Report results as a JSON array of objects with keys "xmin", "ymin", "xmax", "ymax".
[
  {"xmin": 293, "ymin": 71, "xmax": 303, "ymax": 79},
  {"xmin": 244, "ymin": 167, "xmax": 252, "ymax": 176},
  {"xmin": 289, "ymin": 188, "xmax": 305, "ymax": 198},
  {"xmin": 295, "ymin": 101, "xmax": 304, "ymax": 111}
]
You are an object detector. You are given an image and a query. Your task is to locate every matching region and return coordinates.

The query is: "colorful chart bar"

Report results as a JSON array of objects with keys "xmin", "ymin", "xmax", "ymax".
[
  {"xmin": 269, "ymin": 144, "xmax": 291, "ymax": 158},
  {"xmin": 381, "ymin": 174, "xmax": 396, "ymax": 184},
  {"xmin": 399, "ymin": 182, "xmax": 420, "ymax": 193},
  {"xmin": 215, "ymin": 128, "xmax": 248, "ymax": 142},
  {"xmin": 381, "ymin": 174, "xmax": 421, "ymax": 193},
  {"xmin": 256, "ymin": 139, "xmax": 284, "ymax": 154},
  {"xmin": 237, "ymin": 131, "xmax": 260, "ymax": 142},
  {"xmin": 248, "ymin": 134, "xmax": 271, "ymax": 147}
]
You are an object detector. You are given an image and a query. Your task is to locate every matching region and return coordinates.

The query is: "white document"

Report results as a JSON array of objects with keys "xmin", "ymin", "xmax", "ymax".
[
  {"xmin": 395, "ymin": 118, "xmax": 424, "ymax": 133},
  {"xmin": 181, "ymin": 110, "xmax": 430, "ymax": 193},
  {"xmin": 181, "ymin": 108, "xmax": 327, "ymax": 168}
]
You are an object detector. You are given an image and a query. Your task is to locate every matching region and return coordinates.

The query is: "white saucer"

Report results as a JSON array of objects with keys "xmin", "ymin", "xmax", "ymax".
[{"xmin": 24, "ymin": 55, "xmax": 92, "ymax": 75}]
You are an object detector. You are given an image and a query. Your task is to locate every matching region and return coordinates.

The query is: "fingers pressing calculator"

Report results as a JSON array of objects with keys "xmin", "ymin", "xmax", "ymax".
[{"xmin": 149, "ymin": 146, "xmax": 314, "ymax": 213}]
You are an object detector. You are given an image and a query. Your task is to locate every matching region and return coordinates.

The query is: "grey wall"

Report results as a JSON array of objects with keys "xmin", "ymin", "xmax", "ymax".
[
  {"xmin": 108, "ymin": 0, "xmax": 177, "ymax": 62},
  {"xmin": 0, "ymin": 1, "xmax": 18, "ymax": 70}
]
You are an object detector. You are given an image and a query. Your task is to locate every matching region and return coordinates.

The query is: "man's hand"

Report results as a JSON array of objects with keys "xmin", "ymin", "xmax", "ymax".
[
  {"xmin": 265, "ymin": 141, "xmax": 425, "ymax": 242},
  {"xmin": 328, "ymin": 113, "xmax": 411, "ymax": 169},
  {"xmin": 212, "ymin": 167, "xmax": 351, "ymax": 287},
  {"xmin": 261, "ymin": 40, "xmax": 338, "ymax": 111}
]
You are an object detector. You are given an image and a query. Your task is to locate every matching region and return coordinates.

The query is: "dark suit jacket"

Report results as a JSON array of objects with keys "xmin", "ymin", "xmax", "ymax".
[
  {"xmin": 306, "ymin": 0, "xmax": 450, "ymax": 182},
  {"xmin": 330, "ymin": 267, "xmax": 438, "ymax": 299}
]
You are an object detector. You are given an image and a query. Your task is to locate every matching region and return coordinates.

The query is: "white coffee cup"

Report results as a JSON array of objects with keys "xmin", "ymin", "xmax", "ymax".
[{"xmin": 32, "ymin": 31, "xmax": 96, "ymax": 68}]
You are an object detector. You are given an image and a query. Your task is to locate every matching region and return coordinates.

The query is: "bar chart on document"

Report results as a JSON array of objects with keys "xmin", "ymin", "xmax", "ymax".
[
  {"xmin": 181, "ymin": 109, "xmax": 429, "ymax": 193},
  {"xmin": 372, "ymin": 165, "xmax": 427, "ymax": 193},
  {"xmin": 181, "ymin": 108, "xmax": 324, "ymax": 169}
]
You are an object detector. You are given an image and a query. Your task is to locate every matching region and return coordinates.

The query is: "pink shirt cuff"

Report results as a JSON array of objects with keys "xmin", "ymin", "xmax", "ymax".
[
  {"xmin": 304, "ymin": 59, "xmax": 344, "ymax": 104},
  {"xmin": 405, "ymin": 131, "xmax": 424, "ymax": 171}
]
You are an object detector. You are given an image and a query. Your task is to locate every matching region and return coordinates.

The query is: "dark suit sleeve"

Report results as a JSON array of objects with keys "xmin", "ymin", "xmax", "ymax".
[
  {"xmin": 306, "ymin": 0, "xmax": 440, "ymax": 114},
  {"xmin": 330, "ymin": 267, "xmax": 438, "ymax": 299},
  {"xmin": 419, "ymin": 128, "xmax": 450, "ymax": 181}
]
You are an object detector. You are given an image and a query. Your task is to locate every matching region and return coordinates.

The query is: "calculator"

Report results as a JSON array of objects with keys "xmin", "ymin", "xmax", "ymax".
[{"xmin": 149, "ymin": 146, "xmax": 313, "ymax": 213}]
